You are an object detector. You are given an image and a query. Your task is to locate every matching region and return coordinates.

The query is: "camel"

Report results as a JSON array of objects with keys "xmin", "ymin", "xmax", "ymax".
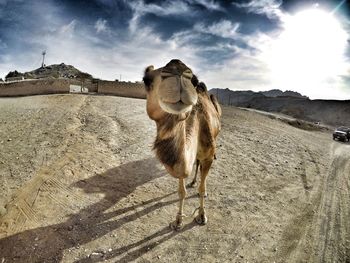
[{"xmin": 143, "ymin": 59, "xmax": 221, "ymax": 230}]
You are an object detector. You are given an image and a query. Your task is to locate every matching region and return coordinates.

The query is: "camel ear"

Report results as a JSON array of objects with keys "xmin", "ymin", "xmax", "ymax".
[
  {"xmin": 143, "ymin": 65, "xmax": 154, "ymax": 90},
  {"xmin": 145, "ymin": 65, "xmax": 154, "ymax": 74}
]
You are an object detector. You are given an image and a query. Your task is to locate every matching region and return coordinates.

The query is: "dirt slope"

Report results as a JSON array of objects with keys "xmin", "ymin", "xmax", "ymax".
[{"xmin": 0, "ymin": 94, "xmax": 349, "ymax": 263}]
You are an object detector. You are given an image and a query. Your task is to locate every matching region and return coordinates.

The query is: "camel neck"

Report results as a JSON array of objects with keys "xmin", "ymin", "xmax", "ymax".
[{"xmin": 153, "ymin": 109, "xmax": 197, "ymax": 168}]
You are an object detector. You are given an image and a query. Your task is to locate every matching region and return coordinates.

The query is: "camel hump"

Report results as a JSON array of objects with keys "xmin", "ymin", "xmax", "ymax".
[{"xmin": 210, "ymin": 94, "xmax": 222, "ymax": 117}]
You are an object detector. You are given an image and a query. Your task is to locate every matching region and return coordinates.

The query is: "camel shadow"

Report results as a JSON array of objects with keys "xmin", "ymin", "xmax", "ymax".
[
  {"xmin": 75, "ymin": 221, "xmax": 197, "ymax": 263},
  {"xmin": 0, "ymin": 158, "xmax": 195, "ymax": 262}
]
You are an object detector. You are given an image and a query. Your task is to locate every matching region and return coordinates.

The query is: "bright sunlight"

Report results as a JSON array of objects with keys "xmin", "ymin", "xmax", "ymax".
[{"xmin": 265, "ymin": 8, "xmax": 348, "ymax": 98}]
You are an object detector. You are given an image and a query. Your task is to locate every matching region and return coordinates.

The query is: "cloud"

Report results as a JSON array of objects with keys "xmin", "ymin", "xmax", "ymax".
[
  {"xmin": 96, "ymin": 0, "xmax": 115, "ymax": 7},
  {"xmin": 192, "ymin": 0, "xmax": 223, "ymax": 11},
  {"xmin": 129, "ymin": 0, "xmax": 190, "ymax": 16},
  {"xmin": 0, "ymin": 38, "xmax": 7, "ymax": 49},
  {"xmin": 196, "ymin": 32, "xmax": 274, "ymax": 90},
  {"xmin": 2, "ymin": 1, "xmax": 198, "ymax": 81},
  {"xmin": 0, "ymin": 0, "xmax": 246, "ymax": 86},
  {"xmin": 194, "ymin": 20, "xmax": 240, "ymax": 39},
  {"xmin": 127, "ymin": 0, "xmax": 191, "ymax": 33},
  {"xmin": 60, "ymin": 20, "xmax": 77, "ymax": 37},
  {"xmin": 200, "ymin": 56, "xmax": 272, "ymax": 91},
  {"xmin": 94, "ymin": 18, "xmax": 108, "ymax": 33},
  {"xmin": 233, "ymin": 0, "xmax": 284, "ymax": 20}
]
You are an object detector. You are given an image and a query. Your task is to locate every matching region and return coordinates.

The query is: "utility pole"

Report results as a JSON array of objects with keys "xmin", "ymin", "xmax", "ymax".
[{"xmin": 41, "ymin": 51, "xmax": 46, "ymax": 68}]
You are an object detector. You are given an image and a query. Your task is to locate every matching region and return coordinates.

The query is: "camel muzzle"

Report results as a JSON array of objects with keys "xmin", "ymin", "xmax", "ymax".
[{"xmin": 159, "ymin": 70, "xmax": 198, "ymax": 106}]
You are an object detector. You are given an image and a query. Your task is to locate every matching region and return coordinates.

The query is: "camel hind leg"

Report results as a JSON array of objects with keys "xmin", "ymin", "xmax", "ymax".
[
  {"xmin": 195, "ymin": 158, "xmax": 213, "ymax": 225},
  {"xmin": 187, "ymin": 159, "xmax": 200, "ymax": 188}
]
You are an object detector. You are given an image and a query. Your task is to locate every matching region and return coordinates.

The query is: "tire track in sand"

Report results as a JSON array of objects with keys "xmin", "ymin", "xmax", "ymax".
[
  {"xmin": 315, "ymin": 143, "xmax": 350, "ymax": 263},
  {"xmin": 0, "ymin": 96, "xmax": 94, "ymax": 236},
  {"xmin": 274, "ymin": 142, "xmax": 350, "ymax": 262}
]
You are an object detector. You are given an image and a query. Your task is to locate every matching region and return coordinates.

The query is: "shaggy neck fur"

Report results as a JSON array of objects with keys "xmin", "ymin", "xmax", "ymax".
[{"xmin": 153, "ymin": 106, "xmax": 198, "ymax": 168}]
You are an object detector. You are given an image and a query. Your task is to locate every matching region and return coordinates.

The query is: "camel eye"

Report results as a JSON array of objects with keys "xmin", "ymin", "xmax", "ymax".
[{"xmin": 191, "ymin": 74, "xmax": 199, "ymax": 87}]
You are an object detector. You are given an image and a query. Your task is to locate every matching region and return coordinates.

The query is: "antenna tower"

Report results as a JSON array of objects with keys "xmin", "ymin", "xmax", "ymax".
[{"xmin": 41, "ymin": 51, "xmax": 46, "ymax": 68}]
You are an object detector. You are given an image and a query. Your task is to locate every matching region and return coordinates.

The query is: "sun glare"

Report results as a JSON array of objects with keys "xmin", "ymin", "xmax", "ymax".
[{"xmin": 266, "ymin": 9, "xmax": 348, "ymax": 98}]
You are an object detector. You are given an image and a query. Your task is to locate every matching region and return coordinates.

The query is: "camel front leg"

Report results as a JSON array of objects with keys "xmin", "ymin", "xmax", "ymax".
[
  {"xmin": 195, "ymin": 158, "xmax": 213, "ymax": 225},
  {"xmin": 170, "ymin": 178, "xmax": 187, "ymax": 230}
]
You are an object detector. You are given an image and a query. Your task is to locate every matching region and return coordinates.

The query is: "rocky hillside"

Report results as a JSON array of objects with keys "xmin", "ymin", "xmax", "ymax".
[
  {"xmin": 209, "ymin": 88, "xmax": 265, "ymax": 105},
  {"xmin": 260, "ymin": 89, "xmax": 308, "ymax": 98},
  {"xmin": 5, "ymin": 63, "xmax": 92, "ymax": 81},
  {"xmin": 210, "ymin": 88, "xmax": 350, "ymax": 127},
  {"xmin": 210, "ymin": 88, "xmax": 308, "ymax": 105}
]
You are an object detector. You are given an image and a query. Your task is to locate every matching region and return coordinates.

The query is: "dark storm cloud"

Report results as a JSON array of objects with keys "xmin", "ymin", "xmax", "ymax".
[{"xmin": 57, "ymin": 0, "xmax": 133, "ymax": 30}]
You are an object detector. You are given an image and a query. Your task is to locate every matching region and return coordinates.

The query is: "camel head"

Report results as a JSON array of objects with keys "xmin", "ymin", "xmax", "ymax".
[{"xmin": 143, "ymin": 59, "xmax": 198, "ymax": 120}]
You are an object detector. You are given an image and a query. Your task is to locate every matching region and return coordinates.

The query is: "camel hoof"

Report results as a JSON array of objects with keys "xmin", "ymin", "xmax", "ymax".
[
  {"xmin": 187, "ymin": 182, "xmax": 196, "ymax": 188},
  {"xmin": 169, "ymin": 221, "xmax": 183, "ymax": 231},
  {"xmin": 195, "ymin": 213, "xmax": 208, "ymax": 225},
  {"xmin": 197, "ymin": 192, "xmax": 208, "ymax": 198}
]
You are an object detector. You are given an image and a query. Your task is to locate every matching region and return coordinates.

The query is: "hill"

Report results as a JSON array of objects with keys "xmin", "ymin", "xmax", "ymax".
[
  {"xmin": 5, "ymin": 63, "xmax": 92, "ymax": 81},
  {"xmin": 210, "ymin": 88, "xmax": 350, "ymax": 127},
  {"xmin": 260, "ymin": 89, "xmax": 308, "ymax": 98}
]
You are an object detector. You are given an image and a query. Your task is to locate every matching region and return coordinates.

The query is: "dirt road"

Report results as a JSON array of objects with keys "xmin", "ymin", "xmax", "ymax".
[{"xmin": 0, "ymin": 94, "xmax": 349, "ymax": 262}]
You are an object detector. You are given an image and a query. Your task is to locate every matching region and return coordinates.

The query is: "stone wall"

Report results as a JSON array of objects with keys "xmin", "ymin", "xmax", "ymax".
[
  {"xmin": 0, "ymin": 78, "xmax": 146, "ymax": 99},
  {"xmin": 83, "ymin": 79, "xmax": 98, "ymax": 92},
  {"xmin": 97, "ymin": 80, "xmax": 146, "ymax": 99},
  {"xmin": 0, "ymin": 79, "xmax": 72, "ymax": 97}
]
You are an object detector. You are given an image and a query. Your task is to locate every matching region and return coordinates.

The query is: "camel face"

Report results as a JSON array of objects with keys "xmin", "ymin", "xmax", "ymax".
[{"xmin": 143, "ymin": 59, "xmax": 198, "ymax": 115}]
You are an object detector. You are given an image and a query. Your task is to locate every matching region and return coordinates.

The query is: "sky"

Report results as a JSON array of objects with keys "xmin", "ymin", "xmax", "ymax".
[{"xmin": 0, "ymin": 0, "xmax": 349, "ymax": 99}]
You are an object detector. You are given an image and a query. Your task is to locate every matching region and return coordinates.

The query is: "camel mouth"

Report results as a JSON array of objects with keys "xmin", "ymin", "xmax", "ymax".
[
  {"xmin": 159, "ymin": 99, "xmax": 193, "ymax": 114},
  {"xmin": 157, "ymin": 72, "xmax": 198, "ymax": 115}
]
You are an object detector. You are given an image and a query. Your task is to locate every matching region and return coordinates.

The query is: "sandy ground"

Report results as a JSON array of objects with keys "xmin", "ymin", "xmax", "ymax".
[{"xmin": 0, "ymin": 94, "xmax": 349, "ymax": 263}]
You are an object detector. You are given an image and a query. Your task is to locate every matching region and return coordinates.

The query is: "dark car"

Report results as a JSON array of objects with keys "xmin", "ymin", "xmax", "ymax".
[{"xmin": 333, "ymin": 127, "xmax": 350, "ymax": 142}]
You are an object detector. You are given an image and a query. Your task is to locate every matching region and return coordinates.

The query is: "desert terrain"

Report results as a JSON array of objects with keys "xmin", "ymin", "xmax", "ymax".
[{"xmin": 0, "ymin": 94, "xmax": 349, "ymax": 262}]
